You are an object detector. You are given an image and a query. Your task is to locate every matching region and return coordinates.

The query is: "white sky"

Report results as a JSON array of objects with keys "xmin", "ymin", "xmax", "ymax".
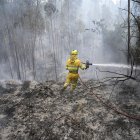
[{"xmin": 112, "ymin": 0, "xmax": 120, "ymax": 5}]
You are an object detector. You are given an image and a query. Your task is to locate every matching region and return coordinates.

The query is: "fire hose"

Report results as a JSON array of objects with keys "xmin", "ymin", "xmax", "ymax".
[{"xmin": 79, "ymin": 76, "xmax": 140, "ymax": 121}]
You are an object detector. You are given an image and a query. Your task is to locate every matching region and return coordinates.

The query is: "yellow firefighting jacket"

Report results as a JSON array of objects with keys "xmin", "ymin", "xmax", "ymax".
[{"xmin": 66, "ymin": 58, "xmax": 86, "ymax": 73}]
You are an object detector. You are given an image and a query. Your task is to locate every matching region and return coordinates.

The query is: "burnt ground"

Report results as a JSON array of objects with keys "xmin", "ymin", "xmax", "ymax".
[{"xmin": 0, "ymin": 80, "xmax": 140, "ymax": 140}]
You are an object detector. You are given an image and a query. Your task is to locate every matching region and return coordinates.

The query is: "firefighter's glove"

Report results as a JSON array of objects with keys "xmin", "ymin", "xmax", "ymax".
[{"xmin": 85, "ymin": 65, "xmax": 89, "ymax": 69}]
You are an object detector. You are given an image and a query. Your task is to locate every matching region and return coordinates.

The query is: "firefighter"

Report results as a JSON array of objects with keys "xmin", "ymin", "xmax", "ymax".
[{"xmin": 61, "ymin": 50, "xmax": 87, "ymax": 92}]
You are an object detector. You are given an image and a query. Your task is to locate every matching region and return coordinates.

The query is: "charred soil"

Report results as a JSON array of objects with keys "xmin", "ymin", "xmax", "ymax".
[{"xmin": 0, "ymin": 80, "xmax": 140, "ymax": 140}]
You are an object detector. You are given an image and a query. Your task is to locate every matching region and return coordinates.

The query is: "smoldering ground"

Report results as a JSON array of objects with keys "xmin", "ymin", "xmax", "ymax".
[{"xmin": 0, "ymin": 80, "xmax": 140, "ymax": 140}]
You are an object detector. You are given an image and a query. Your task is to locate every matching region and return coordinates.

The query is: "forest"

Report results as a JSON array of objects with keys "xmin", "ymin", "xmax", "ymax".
[
  {"xmin": 0, "ymin": 0, "xmax": 139, "ymax": 81},
  {"xmin": 0, "ymin": 0, "xmax": 140, "ymax": 140}
]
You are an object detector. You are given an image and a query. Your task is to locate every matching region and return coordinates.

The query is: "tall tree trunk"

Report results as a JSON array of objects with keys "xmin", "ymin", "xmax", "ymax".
[
  {"xmin": 128, "ymin": 0, "xmax": 131, "ymax": 64},
  {"xmin": 50, "ymin": 16, "xmax": 57, "ymax": 81}
]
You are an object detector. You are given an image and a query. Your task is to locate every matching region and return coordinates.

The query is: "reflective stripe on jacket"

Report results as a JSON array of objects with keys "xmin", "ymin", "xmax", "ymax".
[{"xmin": 66, "ymin": 58, "xmax": 86, "ymax": 73}]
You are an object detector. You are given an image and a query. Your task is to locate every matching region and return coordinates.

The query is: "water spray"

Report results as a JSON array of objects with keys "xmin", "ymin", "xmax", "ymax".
[
  {"xmin": 82, "ymin": 61, "xmax": 138, "ymax": 70},
  {"xmin": 93, "ymin": 63, "xmax": 129, "ymax": 68},
  {"xmin": 91, "ymin": 63, "xmax": 140, "ymax": 70}
]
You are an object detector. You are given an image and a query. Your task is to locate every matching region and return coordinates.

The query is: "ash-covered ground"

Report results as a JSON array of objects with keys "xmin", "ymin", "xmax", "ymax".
[{"xmin": 0, "ymin": 80, "xmax": 140, "ymax": 140}]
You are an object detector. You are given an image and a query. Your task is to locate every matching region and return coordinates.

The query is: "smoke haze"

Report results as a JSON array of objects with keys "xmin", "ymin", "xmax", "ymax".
[{"xmin": 0, "ymin": 0, "xmax": 128, "ymax": 81}]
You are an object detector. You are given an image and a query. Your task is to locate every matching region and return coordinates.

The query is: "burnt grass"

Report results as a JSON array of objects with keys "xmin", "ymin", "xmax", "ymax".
[{"xmin": 0, "ymin": 80, "xmax": 140, "ymax": 140}]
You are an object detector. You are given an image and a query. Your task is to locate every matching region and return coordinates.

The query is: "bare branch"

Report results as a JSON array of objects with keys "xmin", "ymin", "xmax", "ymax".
[
  {"xmin": 119, "ymin": 8, "xmax": 140, "ymax": 32},
  {"xmin": 131, "ymin": 0, "xmax": 140, "ymax": 4},
  {"xmin": 96, "ymin": 68, "xmax": 137, "ymax": 81}
]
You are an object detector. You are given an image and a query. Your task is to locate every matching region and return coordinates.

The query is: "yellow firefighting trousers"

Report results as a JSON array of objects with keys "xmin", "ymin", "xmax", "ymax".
[{"xmin": 64, "ymin": 72, "xmax": 79, "ymax": 91}]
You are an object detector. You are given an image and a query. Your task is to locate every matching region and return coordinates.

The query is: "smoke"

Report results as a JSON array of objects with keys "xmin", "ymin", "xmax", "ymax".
[{"xmin": 0, "ymin": 0, "xmax": 128, "ymax": 81}]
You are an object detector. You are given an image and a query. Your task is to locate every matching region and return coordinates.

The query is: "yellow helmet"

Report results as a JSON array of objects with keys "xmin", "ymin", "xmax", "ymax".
[{"xmin": 71, "ymin": 50, "xmax": 78, "ymax": 55}]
